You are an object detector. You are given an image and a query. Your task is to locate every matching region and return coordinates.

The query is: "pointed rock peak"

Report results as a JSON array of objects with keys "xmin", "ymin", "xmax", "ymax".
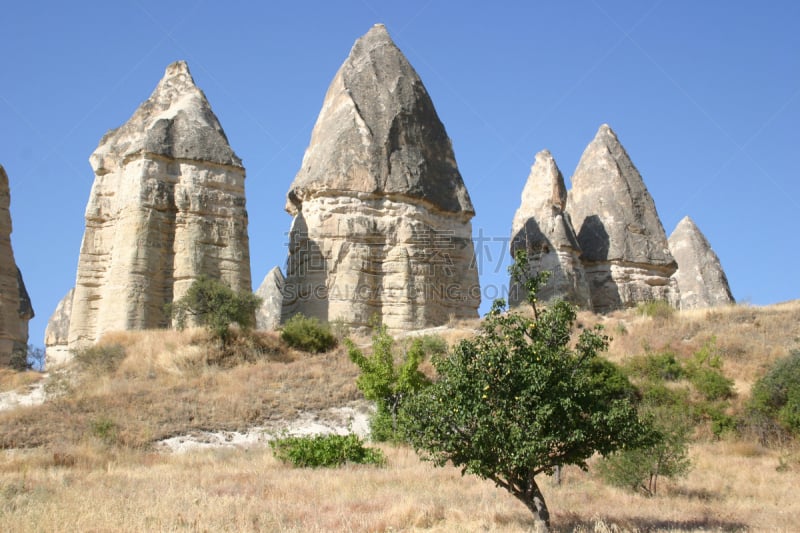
[
  {"xmin": 91, "ymin": 60, "xmax": 241, "ymax": 171},
  {"xmin": 511, "ymin": 150, "xmax": 567, "ymax": 234},
  {"xmin": 669, "ymin": 216, "xmax": 711, "ymax": 249},
  {"xmin": 529, "ymin": 149, "xmax": 567, "ymax": 211},
  {"xmin": 586, "ymin": 123, "xmax": 625, "ymax": 155},
  {"xmin": 287, "ymin": 25, "xmax": 473, "ymax": 216},
  {"xmin": 673, "ymin": 215, "xmax": 698, "ymax": 234},
  {"xmin": 363, "ymin": 23, "xmax": 390, "ymax": 41},
  {"xmin": 567, "ymin": 124, "xmax": 673, "ymax": 266}
]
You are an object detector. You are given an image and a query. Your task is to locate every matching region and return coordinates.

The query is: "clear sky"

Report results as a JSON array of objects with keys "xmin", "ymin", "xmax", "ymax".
[{"xmin": 1, "ymin": 1, "xmax": 798, "ymax": 349}]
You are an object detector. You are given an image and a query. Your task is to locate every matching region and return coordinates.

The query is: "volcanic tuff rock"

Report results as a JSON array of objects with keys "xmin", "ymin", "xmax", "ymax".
[
  {"xmin": 668, "ymin": 216, "xmax": 734, "ymax": 310},
  {"xmin": 509, "ymin": 150, "xmax": 591, "ymax": 308},
  {"xmin": 255, "ymin": 267, "xmax": 284, "ymax": 331},
  {"xmin": 0, "ymin": 165, "xmax": 34, "ymax": 366},
  {"xmin": 68, "ymin": 60, "xmax": 251, "ymax": 350},
  {"xmin": 45, "ymin": 288, "xmax": 74, "ymax": 367},
  {"xmin": 566, "ymin": 124, "xmax": 678, "ymax": 312},
  {"xmin": 282, "ymin": 24, "xmax": 480, "ymax": 332}
]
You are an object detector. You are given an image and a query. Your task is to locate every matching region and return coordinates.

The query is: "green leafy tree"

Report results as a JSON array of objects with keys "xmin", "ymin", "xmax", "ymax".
[
  {"xmin": 347, "ymin": 325, "xmax": 438, "ymax": 441},
  {"xmin": 598, "ymin": 386, "xmax": 691, "ymax": 496},
  {"xmin": 748, "ymin": 349, "xmax": 800, "ymax": 443},
  {"xmin": 400, "ymin": 251, "xmax": 652, "ymax": 531},
  {"xmin": 170, "ymin": 276, "xmax": 260, "ymax": 345}
]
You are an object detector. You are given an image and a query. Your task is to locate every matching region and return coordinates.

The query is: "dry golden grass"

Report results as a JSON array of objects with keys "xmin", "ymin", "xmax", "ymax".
[
  {"xmin": 0, "ymin": 439, "xmax": 798, "ymax": 532},
  {"xmin": 0, "ymin": 367, "xmax": 42, "ymax": 393},
  {"xmin": 1, "ymin": 301, "xmax": 799, "ymax": 531}
]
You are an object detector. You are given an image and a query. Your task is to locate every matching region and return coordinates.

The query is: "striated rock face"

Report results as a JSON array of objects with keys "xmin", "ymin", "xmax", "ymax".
[
  {"xmin": 282, "ymin": 24, "xmax": 480, "ymax": 332},
  {"xmin": 45, "ymin": 288, "xmax": 74, "ymax": 367},
  {"xmin": 68, "ymin": 60, "xmax": 251, "ymax": 350},
  {"xmin": 668, "ymin": 216, "xmax": 734, "ymax": 310},
  {"xmin": 0, "ymin": 165, "xmax": 34, "ymax": 366},
  {"xmin": 255, "ymin": 267, "xmax": 284, "ymax": 331},
  {"xmin": 566, "ymin": 124, "xmax": 678, "ymax": 312},
  {"xmin": 509, "ymin": 150, "xmax": 591, "ymax": 308}
]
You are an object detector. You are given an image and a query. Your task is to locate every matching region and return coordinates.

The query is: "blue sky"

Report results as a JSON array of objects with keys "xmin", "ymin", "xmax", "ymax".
[{"xmin": 1, "ymin": 1, "xmax": 798, "ymax": 348}]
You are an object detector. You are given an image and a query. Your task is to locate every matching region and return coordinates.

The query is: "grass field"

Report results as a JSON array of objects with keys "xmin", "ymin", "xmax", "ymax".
[{"xmin": 0, "ymin": 301, "xmax": 798, "ymax": 531}]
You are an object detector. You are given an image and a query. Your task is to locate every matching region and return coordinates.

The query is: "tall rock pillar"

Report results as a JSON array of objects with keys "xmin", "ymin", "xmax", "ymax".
[
  {"xmin": 281, "ymin": 24, "xmax": 480, "ymax": 333},
  {"xmin": 0, "ymin": 165, "xmax": 34, "ymax": 366},
  {"xmin": 509, "ymin": 150, "xmax": 591, "ymax": 308},
  {"xmin": 68, "ymin": 61, "xmax": 251, "ymax": 349}
]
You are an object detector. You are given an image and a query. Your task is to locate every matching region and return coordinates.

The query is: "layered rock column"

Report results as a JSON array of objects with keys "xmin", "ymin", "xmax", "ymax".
[
  {"xmin": 0, "ymin": 165, "xmax": 34, "ymax": 366},
  {"xmin": 566, "ymin": 125, "xmax": 678, "ymax": 312},
  {"xmin": 281, "ymin": 24, "xmax": 480, "ymax": 333},
  {"xmin": 68, "ymin": 61, "xmax": 251, "ymax": 349},
  {"xmin": 668, "ymin": 216, "xmax": 734, "ymax": 309},
  {"xmin": 509, "ymin": 150, "xmax": 591, "ymax": 308}
]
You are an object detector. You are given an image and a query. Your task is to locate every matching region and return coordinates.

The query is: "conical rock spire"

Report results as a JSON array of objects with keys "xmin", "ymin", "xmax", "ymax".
[
  {"xmin": 566, "ymin": 124, "xmax": 678, "ymax": 311},
  {"xmin": 669, "ymin": 216, "xmax": 734, "ymax": 309}
]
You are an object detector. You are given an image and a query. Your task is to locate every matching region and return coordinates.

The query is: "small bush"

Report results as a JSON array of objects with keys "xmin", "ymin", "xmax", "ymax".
[
  {"xmin": 73, "ymin": 344, "xmax": 126, "ymax": 375},
  {"xmin": 270, "ymin": 434, "xmax": 385, "ymax": 468},
  {"xmin": 170, "ymin": 276, "xmax": 261, "ymax": 345},
  {"xmin": 90, "ymin": 417, "xmax": 118, "ymax": 445},
  {"xmin": 637, "ymin": 300, "xmax": 675, "ymax": 320},
  {"xmin": 686, "ymin": 338, "xmax": 734, "ymax": 401},
  {"xmin": 690, "ymin": 368, "xmax": 735, "ymax": 401},
  {"xmin": 625, "ymin": 351, "xmax": 684, "ymax": 381},
  {"xmin": 280, "ymin": 314, "xmax": 337, "ymax": 353}
]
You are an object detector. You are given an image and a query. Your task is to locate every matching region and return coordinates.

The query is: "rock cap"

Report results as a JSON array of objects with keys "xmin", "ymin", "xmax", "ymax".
[
  {"xmin": 91, "ymin": 60, "xmax": 241, "ymax": 173},
  {"xmin": 567, "ymin": 124, "xmax": 675, "ymax": 268},
  {"xmin": 287, "ymin": 24, "xmax": 473, "ymax": 216}
]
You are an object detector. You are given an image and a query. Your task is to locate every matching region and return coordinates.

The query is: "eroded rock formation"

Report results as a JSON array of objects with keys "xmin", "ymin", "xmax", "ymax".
[
  {"xmin": 281, "ymin": 24, "xmax": 480, "ymax": 332},
  {"xmin": 0, "ymin": 165, "xmax": 34, "ymax": 366},
  {"xmin": 68, "ymin": 60, "xmax": 251, "ymax": 349},
  {"xmin": 566, "ymin": 124, "xmax": 678, "ymax": 312},
  {"xmin": 45, "ymin": 287, "xmax": 74, "ymax": 367},
  {"xmin": 256, "ymin": 267, "xmax": 284, "ymax": 331},
  {"xmin": 668, "ymin": 216, "xmax": 734, "ymax": 310},
  {"xmin": 509, "ymin": 150, "xmax": 591, "ymax": 308}
]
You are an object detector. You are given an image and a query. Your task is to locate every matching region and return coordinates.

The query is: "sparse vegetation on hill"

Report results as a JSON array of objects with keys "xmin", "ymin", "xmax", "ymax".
[{"xmin": 0, "ymin": 300, "xmax": 798, "ymax": 531}]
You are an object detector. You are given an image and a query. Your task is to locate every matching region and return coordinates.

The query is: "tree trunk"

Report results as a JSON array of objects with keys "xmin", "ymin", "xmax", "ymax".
[{"xmin": 514, "ymin": 476, "xmax": 551, "ymax": 532}]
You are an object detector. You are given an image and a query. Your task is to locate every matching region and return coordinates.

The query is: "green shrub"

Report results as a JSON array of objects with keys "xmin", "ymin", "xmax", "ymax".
[
  {"xmin": 685, "ymin": 338, "xmax": 734, "ymax": 401},
  {"xmin": 690, "ymin": 368, "xmax": 734, "ymax": 401},
  {"xmin": 637, "ymin": 300, "xmax": 675, "ymax": 320},
  {"xmin": 270, "ymin": 433, "xmax": 385, "ymax": 468},
  {"xmin": 747, "ymin": 349, "xmax": 800, "ymax": 443},
  {"xmin": 280, "ymin": 314, "xmax": 337, "ymax": 353},
  {"xmin": 73, "ymin": 344, "xmax": 126, "ymax": 375},
  {"xmin": 170, "ymin": 276, "xmax": 261, "ymax": 345},
  {"xmin": 624, "ymin": 351, "xmax": 684, "ymax": 381},
  {"xmin": 90, "ymin": 417, "xmax": 118, "ymax": 445}
]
